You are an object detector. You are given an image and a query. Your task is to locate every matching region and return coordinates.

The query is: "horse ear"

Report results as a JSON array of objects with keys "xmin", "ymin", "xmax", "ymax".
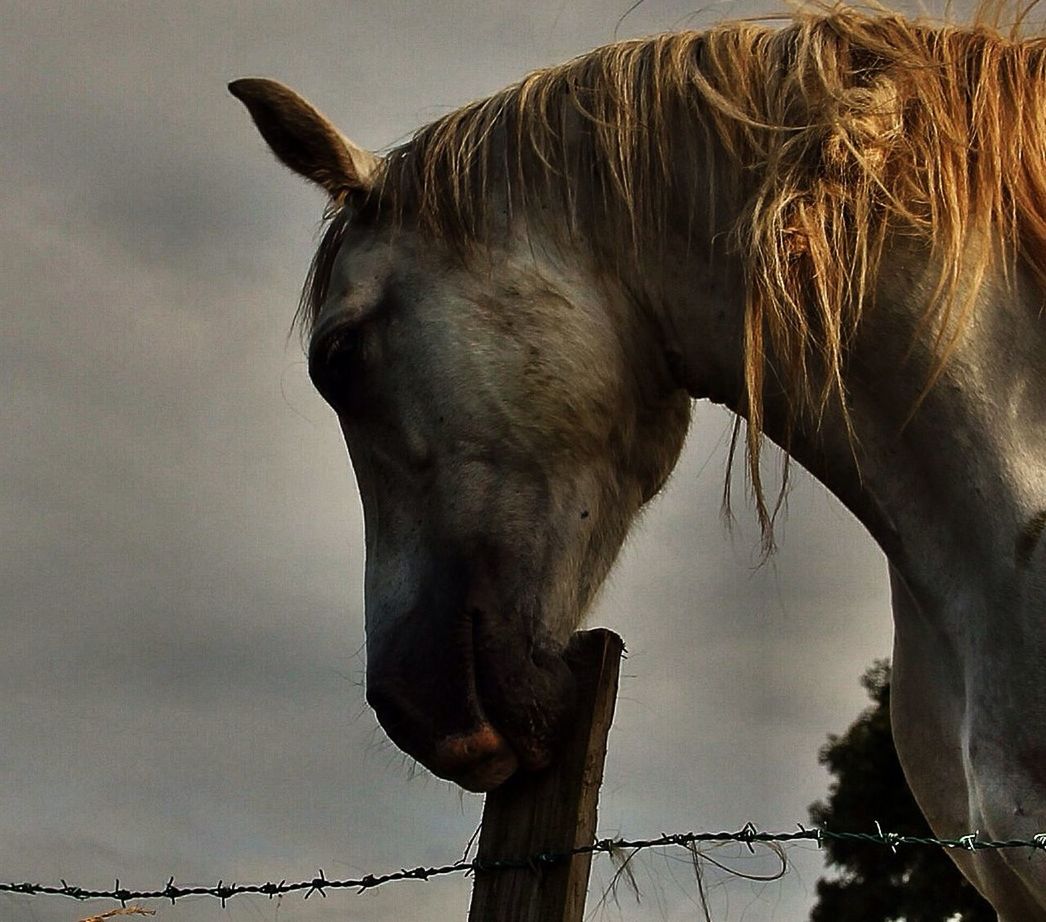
[{"xmin": 228, "ymin": 77, "xmax": 379, "ymax": 199}]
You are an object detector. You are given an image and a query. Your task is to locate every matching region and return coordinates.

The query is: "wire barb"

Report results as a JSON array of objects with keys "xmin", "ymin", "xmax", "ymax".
[
  {"xmin": 304, "ymin": 871, "xmax": 327, "ymax": 899},
  {"xmin": 874, "ymin": 820, "xmax": 900, "ymax": 853},
  {"xmin": 738, "ymin": 822, "xmax": 760, "ymax": 853}
]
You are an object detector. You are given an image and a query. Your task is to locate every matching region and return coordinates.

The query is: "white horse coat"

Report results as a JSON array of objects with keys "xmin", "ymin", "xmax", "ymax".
[{"xmin": 232, "ymin": 10, "xmax": 1046, "ymax": 917}]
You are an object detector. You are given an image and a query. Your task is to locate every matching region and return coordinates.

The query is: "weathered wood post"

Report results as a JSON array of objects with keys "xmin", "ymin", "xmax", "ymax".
[{"xmin": 467, "ymin": 628, "xmax": 624, "ymax": 922}]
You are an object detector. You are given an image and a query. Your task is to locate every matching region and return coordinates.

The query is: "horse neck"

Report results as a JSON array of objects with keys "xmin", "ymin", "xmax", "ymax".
[
  {"xmin": 638, "ymin": 230, "xmax": 1046, "ymax": 619},
  {"xmin": 847, "ymin": 253, "xmax": 1046, "ymax": 605}
]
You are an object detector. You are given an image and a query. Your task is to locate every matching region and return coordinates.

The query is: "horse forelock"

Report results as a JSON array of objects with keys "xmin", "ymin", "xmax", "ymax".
[{"xmin": 301, "ymin": 3, "xmax": 1046, "ymax": 537}]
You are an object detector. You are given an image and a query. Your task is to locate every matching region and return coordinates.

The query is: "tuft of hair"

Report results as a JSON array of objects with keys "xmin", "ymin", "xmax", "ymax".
[{"xmin": 302, "ymin": 2, "xmax": 1046, "ymax": 542}]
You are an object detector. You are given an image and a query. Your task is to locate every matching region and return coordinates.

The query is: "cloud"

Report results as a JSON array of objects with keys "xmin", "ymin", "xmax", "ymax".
[{"xmin": 0, "ymin": 2, "xmax": 909, "ymax": 920}]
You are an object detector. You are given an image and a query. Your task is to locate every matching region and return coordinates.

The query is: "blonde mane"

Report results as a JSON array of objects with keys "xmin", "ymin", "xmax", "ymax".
[{"xmin": 303, "ymin": 4, "xmax": 1046, "ymax": 533}]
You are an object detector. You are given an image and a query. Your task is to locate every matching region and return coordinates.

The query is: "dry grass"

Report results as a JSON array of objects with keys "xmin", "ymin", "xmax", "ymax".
[{"xmin": 77, "ymin": 907, "xmax": 155, "ymax": 922}]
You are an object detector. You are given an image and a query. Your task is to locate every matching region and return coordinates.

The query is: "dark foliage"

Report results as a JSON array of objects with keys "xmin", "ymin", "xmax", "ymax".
[{"xmin": 809, "ymin": 661, "xmax": 995, "ymax": 922}]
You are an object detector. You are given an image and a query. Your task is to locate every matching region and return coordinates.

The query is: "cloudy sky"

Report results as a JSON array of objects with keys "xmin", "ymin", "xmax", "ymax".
[{"xmin": 1, "ymin": 1, "xmax": 965, "ymax": 919}]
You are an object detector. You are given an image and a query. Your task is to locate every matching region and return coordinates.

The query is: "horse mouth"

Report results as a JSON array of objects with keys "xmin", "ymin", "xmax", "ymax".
[{"xmin": 366, "ymin": 598, "xmax": 577, "ymax": 793}]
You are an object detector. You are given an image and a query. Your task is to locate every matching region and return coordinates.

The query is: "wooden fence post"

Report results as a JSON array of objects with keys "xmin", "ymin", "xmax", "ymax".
[{"xmin": 467, "ymin": 628, "xmax": 624, "ymax": 922}]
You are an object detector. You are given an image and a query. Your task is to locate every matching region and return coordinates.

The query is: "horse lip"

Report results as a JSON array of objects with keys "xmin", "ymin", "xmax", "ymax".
[{"xmin": 429, "ymin": 725, "xmax": 521, "ymax": 792}]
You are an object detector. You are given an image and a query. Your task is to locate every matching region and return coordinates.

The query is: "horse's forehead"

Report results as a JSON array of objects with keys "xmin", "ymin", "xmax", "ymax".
[
  {"xmin": 335, "ymin": 225, "xmax": 454, "ymax": 292},
  {"xmin": 322, "ymin": 221, "xmax": 580, "ymax": 343},
  {"xmin": 314, "ymin": 230, "xmax": 480, "ymax": 351},
  {"xmin": 314, "ymin": 228, "xmax": 398, "ymax": 328},
  {"xmin": 333, "ymin": 226, "xmax": 395, "ymax": 287}
]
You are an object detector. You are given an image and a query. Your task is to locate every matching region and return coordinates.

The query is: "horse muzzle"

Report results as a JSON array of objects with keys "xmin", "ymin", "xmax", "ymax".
[{"xmin": 364, "ymin": 581, "xmax": 576, "ymax": 792}]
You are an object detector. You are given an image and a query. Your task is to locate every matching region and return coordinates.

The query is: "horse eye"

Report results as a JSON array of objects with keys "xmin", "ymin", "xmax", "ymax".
[{"xmin": 308, "ymin": 328, "xmax": 363, "ymax": 412}]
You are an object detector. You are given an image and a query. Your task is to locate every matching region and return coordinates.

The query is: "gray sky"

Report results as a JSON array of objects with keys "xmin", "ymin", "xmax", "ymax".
[{"xmin": 0, "ymin": 2, "xmax": 929, "ymax": 920}]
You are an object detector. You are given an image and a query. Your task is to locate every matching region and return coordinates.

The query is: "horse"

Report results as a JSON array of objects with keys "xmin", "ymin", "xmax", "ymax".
[{"xmin": 230, "ymin": 6, "xmax": 1046, "ymax": 917}]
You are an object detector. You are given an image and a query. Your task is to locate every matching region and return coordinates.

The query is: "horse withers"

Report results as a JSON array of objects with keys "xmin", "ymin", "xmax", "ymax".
[{"xmin": 231, "ymin": 8, "xmax": 1046, "ymax": 917}]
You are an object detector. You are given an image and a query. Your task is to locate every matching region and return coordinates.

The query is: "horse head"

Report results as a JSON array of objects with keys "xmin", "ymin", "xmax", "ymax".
[
  {"xmin": 233, "ymin": 6, "xmax": 1046, "ymax": 911},
  {"xmin": 230, "ymin": 79, "xmax": 690, "ymax": 791}
]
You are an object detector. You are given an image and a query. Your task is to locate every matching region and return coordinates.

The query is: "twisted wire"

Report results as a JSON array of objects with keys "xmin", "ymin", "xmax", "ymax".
[{"xmin": 4, "ymin": 824, "xmax": 1044, "ymax": 907}]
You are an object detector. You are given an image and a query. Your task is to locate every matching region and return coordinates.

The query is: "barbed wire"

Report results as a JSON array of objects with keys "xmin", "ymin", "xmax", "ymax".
[{"xmin": 4, "ymin": 823, "xmax": 1046, "ymax": 908}]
